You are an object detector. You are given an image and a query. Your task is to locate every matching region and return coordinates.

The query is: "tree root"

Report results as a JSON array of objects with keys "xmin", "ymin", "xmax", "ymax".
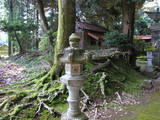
[
  {"xmin": 35, "ymin": 100, "xmax": 43, "ymax": 116},
  {"xmin": 0, "ymin": 68, "xmax": 64, "ymax": 119},
  {"xmin": 2, "ymin": 92, "xmax": 28, "ymax": 112},
  {"xmin": 81, "ymin": 89, "xmax": 89, "ymax": 100},
  {"xmin": 81, "ymin": 89, "xmax": 92, "ymax": 112},
  {"xmin": 0, "ymin": 98, "xmax": 8, "ymax": 110},
  {"xmin": 98, "ymin": 72, "xmax": 108, "ymax": 98},
  {"xmin": 10, "ymin": 102, "xmax": 34, "ymax": 116},
  {"xmin": 35, "ymin": 99, "xmax": 61, "ymax": 117},
  {"xmin": 35, "ymin": 72, "xmax": 51, "ymax": 90},
  {"xmin": 43, "ymin": 102, "xmax": 61, "ymax": 117},
  {"xmin": 92, "ymin": 59, "xmax": 111, "ymax": 73},
  {"xmin": 0, "ymin": 91, "xmax": 6, "ymax": 96}
]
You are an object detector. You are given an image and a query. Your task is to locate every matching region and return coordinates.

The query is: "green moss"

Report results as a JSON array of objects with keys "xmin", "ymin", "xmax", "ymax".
[
  {"xmin": 84, "ymin": 62, "xmax": 94, "ymax": 71},
  {"xmin": 38, "ymin": 103, "xmax": 67, "ymax": 120},
  {"xmin": 122, "ymin": 91, "xmax": 160, "ymax": 120},
  {"xmin": 15, "ymin": 105, "xmax": 37, "ymax": 119},
  {"xmin": 25, "ymin": 93, "xmax": 38, "ymax": 102},
  {"xmin": 137, "ymin": 56, "xmax": 147, "ymax": 61},
  {"xmin": 10, "ymin": 104, "xmax": 25, "ymax": 116},
  {"xmin": 10, "ymin": 92, "xmax": 27, "ymax": 102},
  {"xmin": 48, "ymin": 82, "xmax": 63, "ymax": 93},
  {"xmin": 53, "ymin": 103, "xmax": 68, "ymax": 113},
  {"xmin": 39, "ymin": 109, "xmax": 58, "ymax": 120},
  {"xmin": 20, "ymin": 118, "xmax": 33, "ymax": 120},
  {"xmin": 124, "ymin": 69, "xmax": 147, "ymax": 94},
  {"xmin": 22, "ymin": 107, "xmax": 36, "ymax": 118}
]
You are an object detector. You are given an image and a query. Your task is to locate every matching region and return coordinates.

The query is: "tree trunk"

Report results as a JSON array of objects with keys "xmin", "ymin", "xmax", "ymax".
[
  {"xmin": 50, "ymin": 0, "xmax": 76, "ymax": 79},
  {"xmin": 8, "ymin": 0, "xmax": 14, "ymax": 56},
  {"xmin": 36, "ymin": 0, "xmax": 54, "ymax": 51},
  {"xmin": 35, "ymin": 10, "xmax": 39, "ymax": 50},
  {"xmin": 122, "ymin": 0, "xmax": 136, "ymax": 67},
  {"xmin": 14, "ymin": 32, "xmax": 24, "ymax": 53}
]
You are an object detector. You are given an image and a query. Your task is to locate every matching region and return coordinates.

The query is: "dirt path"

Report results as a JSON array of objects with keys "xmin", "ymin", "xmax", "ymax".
[
  {"xmin": 0, "ymin": 59, "xmax": 25, "ymax": 87},
  {"xmin": 0, "ymin": 53, "xmax": 51, "ymax": 87}
]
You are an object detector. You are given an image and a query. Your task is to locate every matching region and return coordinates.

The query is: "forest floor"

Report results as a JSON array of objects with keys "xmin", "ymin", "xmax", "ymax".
[
  {"xmin": 122, "ymin": 90, "xmax": 160, "ymax": 120},
  {"xmin": 0, "ymin": 52, "xmax": 51, "ymax": 87},
  {"xmin": 0, "ymin": 59, "xmax": 25, "ymax": 87},
  {"xmin": 0, "ymin": 53, "xmax": 160, "ymax": 120}
]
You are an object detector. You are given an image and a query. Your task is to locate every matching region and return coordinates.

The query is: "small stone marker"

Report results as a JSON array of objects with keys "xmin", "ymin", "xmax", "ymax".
[
  {"xmin": 59, "ymin": 33, "xmax": 89, "ymax": 120},
  {"xmin": 146, "ymin": 51, "xmax": 153, "ymax": 72}
]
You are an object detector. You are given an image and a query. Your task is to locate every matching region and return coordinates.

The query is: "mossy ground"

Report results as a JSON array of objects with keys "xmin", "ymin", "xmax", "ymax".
[
  {"xmin": 0, "ymin": 53, "xmax": 150, "ymax": 119},
  {"xmin": 122, "ymin": 91, "xmax": 160, "ymax": 120},
  {"xmin": 119, "ymin": 59, "xmax": 160, "ymax": 120}
]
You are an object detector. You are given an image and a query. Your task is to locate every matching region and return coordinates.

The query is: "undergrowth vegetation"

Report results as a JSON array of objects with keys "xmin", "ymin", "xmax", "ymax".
[{"xmin": 84, "ymin": 58, "xmax": 147, "ymax": 98}]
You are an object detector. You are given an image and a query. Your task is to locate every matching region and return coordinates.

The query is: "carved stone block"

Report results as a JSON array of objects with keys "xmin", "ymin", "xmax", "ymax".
[{"xmin": 65, "ymin": 63, "xmax": 82, "ymax": 76}]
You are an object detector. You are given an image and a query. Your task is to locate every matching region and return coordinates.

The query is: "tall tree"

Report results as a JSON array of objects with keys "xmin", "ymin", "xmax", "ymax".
[
  {"xmin": 76, "ymin": 0, "xmax": 120, "ymax": 29},
  {"xmin": 50, "ymin": 0, "xmax": 76, "ymax": 79},
  {"xmin": 36, "ymin": 0, "xmax": 55, "ymax": 51},
  {"xmin": 36, "ymin": 0, "xmax": 76, "ymax": 81},
  {"xmin": 1, "ymin": 0, "xmax": 39, "ymax": 54},
  {"xmin": 8, "ymin": 0, "xmax": 13, "ymax": 56},
  {"xmin": 121, "ymin": 0, "xmax": 145, "ymax": 67}
]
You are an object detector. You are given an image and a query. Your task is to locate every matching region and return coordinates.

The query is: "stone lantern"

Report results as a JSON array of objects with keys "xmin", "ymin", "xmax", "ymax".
[
  {"xmin": 146, "ymin": 8, "xmax": 160, "ymax": 67},
  {"xmin": 146, "ymin": 8, "xmax": 160, "ymax": 46},
  {"xmin": 58, "ymin": 33, "xmax": 89, "ymax": 120}
]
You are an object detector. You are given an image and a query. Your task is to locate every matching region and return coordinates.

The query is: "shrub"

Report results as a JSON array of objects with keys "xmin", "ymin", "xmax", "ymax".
[
  {"xmin": 137, "ymin": 55, "xmax": 147, "ymax": 61},
  {"xmin": 133, "ymin": 39, "xmax": 147, "ymax": 54},
  {"xmin": 134, "ymin": 17, "xmax": 153, "ymax": 35},
  {"xmin": 145, "ymin": 42, "xmax": 155, "ymax": 51},
  {"xmin": 104, "ymin": 30, "xmax": 130, "ymax": 51}
]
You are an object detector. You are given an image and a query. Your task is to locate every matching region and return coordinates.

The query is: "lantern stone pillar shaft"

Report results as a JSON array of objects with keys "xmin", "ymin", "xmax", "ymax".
[
  {"xmin": 67, "ymin": 86, "xmax": 81, "ymax": 116},
  {"xmin": 58, "ymin": 33, "xmax": 88, "ymax": 120}
]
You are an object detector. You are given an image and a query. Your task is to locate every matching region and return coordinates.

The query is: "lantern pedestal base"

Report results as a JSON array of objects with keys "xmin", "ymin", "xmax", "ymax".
[{"xmin": 61, "ymin": 112, "xmax": 87, "ymax": 120}]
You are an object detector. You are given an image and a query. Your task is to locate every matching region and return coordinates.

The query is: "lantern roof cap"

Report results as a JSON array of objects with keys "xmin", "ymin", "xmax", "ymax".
[{"xmin": 69, "ymin": 33, "xmax": 80, "ymax": 42}]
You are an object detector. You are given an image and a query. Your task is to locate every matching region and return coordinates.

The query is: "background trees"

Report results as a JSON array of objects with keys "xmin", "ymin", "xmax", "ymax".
[
  {"xmin": 0, "ymin": 0, "xmax": 39, "ymax": 55},
  {"xmin": 0, "ymin": 0, "xmax": 148, "ymax": 61},
  {"xmin": 0, "ymin": 0, "xmax": 58, "ymax": 55},
  {"xmin": 77, "ymin": 0, "xmax": 147, "ymax": 66},
  {"xmin": 0, "ymin": 0, "xmax": 152, "ymax": 84}
]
